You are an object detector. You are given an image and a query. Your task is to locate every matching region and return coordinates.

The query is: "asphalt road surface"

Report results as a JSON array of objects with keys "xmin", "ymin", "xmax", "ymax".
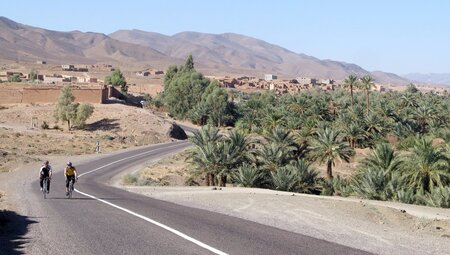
[{"xmin": 11, "ymin": 141, "xmax": 372, "ymax": 255}]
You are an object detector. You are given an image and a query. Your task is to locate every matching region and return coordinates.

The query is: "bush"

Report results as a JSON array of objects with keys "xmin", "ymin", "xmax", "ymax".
[
  {"xmin": 122, "ymin": 174, "xmax": 138, "ymax": 185},
  {"xmin": 271, "ymin": 167, "xmax": 297, "ymax": 192},
  {"xmin": 232, "ymin": 163, "xmax": 265, "ymax": 188},
  {"xmin": 396, "ymin": 135, "xmax": 417, "ymax": 150},
  {"xmin": 74, "ymin": 103, "xmax": 94, "ymax": 129},
  {"xmin": 102, "ymin": 135, "xmax": 115, "ymax": 141},
  {"xmin": 351, "ymin": 168, "xmax": 387, "ymax": 200},
  {"xmin": 419, "ymin": 187, "xmax": 450, "ymax": 208},
  {"xmin": 41, "ymin": 121, "xmax": 49, "ymax": 129},
  {"xmin": 289, "ymin": 160, "xmax": 319, "ymax": 194}
]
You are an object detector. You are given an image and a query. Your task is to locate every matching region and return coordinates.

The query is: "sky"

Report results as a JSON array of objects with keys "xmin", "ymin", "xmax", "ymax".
[{"xmin": 2, "ymin": 0, "xmax": 450, "ymax": 74}]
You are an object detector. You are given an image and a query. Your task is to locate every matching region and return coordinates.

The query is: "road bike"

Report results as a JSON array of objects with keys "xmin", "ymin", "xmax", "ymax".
[
  {"xmin": 42, "ymin": 177, "xmax": 50, "ymax": 199},
  {"xmin": 67, "ymin": 178, "xmax": 74, "ymax": 199}
]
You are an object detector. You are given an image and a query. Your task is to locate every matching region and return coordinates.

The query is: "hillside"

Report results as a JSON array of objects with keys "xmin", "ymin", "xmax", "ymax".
[
  {"xmin": 0, "ymin": 16, "xmax": 409, "ymax": 84},
  {"xmin": 0, "ymin": 17, "xmax": 179, "ymax": 68},
  {"xmin": 110, "ymin": 30, "xmax": 410, "ymax": 84},
  {"xmin": 403, "ymin": 73, "xmax": 450, "ymax": 86}
]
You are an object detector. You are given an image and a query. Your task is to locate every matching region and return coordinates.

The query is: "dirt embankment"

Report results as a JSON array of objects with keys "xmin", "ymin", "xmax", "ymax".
[{"xmin": 0, "ymin": 103, "xmax": 173, "ymax": 172}]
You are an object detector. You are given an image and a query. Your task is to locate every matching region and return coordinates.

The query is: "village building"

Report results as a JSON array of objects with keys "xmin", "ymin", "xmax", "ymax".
[{"xmin": 264, "ymin": 74, "xmax": 277, "ymax": 81}]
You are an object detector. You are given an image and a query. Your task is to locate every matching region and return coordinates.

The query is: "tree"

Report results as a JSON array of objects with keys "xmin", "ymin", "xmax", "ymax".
[
  {"xmin": 105, "ymin": 69, "xmax": 128, "ymax": 94},
  {"xmin": 343, "ymin": 75, "xmax": 358, "ymax": 107},
  {"xmin": 28, "ymin": 69, "xmax": 38, "ymax": 81},
  {"xmin": 8, "ymin": 74, "xmax": 21, "ymax": 82},
  {"xmin": 185, "ymin": 54, "xmax": 194, "ymax": 71},
  {"xmin": 311, "ymin": 127, "xmax": 354, "ymax": 179},
  {"xmin": 54, "ymin": 86, "xmax": 77, "ymax": 130},
  {"xmin": 54, "ymin": 86, "xmax": 94, "ymax": 130},
  {"xmin": 405, "ymin": 83, "xmax": 419, "ymax": 94},
  {"xmin": 196, "ymin": 81, "xmax": 233, "ymax": 127},
  {"xmin": 403, "ymin": 138, "xmax": 450, "ymax": 192},
  {"xmin": 360, "ymin": 75, "xmax": 375, "ymax": 115},
  {"xmin": 232, "ymin": 163, "xmax": 265, "ymax": 187},
  {"xmin": 74, "ymin": 103, "xmax": 94, "ymax": 128},
  {"xmin": 360, "ymin": 143, "xmax": 403, "ymax": 176}
]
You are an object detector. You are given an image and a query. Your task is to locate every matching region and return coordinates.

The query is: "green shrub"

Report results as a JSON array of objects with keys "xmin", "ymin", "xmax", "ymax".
[
  {"xmin": 271, "ymin": 167, "xmax": 297, "ymax": 192},
  {"xmin": 232, "ymin": 163, "xmax": 265, "ymax": 188},
  {"xmin": 419, "ymin": 187, "xmax": 450, "ymax": 208},
  {"xmin": 122, "ymin": 174, "xmax": 138, "ymax": 185}
]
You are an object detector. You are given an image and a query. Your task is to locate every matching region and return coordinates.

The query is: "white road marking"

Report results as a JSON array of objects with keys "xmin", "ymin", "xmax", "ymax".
[
  {"xmin": 78, "ymin": 142, "xmax": 188, "ymax": 177},
  {"xmin": 75, "ymin": 189, "xmax": 228, "ymax": 255},
  {"xmin": 75, "ymin": 142, "xmax": 228, "ymax": 255}
]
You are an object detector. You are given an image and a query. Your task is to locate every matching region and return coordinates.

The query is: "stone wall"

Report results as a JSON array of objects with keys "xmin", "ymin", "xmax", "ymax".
[{"xmin": 0, "ymin": 85, "xmax": 108, "ymax": 104}]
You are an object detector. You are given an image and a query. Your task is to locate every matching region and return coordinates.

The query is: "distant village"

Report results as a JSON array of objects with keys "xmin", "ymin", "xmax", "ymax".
[
  {"xmin": 213, "ymin": 73, "xmax": 386, "ymax": 95},
  {"xmin": 0, "ymin": 61, "xmax": 387, "ymax": 96}
]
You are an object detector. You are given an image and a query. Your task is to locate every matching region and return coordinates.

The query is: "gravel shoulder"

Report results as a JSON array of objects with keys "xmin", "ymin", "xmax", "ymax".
[{"xmin": 116, "ymin": 184, "xmax": 450, "ymax": 255}]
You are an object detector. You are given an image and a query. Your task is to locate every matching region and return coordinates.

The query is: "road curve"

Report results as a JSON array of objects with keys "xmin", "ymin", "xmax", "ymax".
[{"xmin": 20, "ymin": 141, "xmax": 371, "ymax": 255}]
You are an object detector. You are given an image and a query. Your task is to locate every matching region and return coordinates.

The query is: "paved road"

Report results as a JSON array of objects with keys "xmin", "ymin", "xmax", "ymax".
[{"xmin": 8, "ymin": 141, "xmax": 372, "ymax": 255}]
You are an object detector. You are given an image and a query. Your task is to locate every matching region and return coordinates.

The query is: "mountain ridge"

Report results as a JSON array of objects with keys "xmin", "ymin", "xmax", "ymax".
[
  {"xmin": 0, "ymin": 16, "xmax": 409, "ymax": 84},
  {"xmin": 403, "ymin": 73, "xmax": 450, "ymax": 86}
]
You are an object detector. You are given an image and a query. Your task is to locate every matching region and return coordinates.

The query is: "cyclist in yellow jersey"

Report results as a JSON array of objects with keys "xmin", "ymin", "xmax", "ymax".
[{"xmin": 64, "ymin": 162, "xmax": 77, "ymax": 196}]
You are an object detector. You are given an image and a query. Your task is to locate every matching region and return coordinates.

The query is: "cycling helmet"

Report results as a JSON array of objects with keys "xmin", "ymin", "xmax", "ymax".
[{"xmin": 67, "ymin": 162, "xmax": 72, "ymax": 167}]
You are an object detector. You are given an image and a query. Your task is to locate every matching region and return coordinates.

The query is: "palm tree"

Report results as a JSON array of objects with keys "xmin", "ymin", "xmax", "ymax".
[
  {"xmin": 232, "ymin": 163, "xmax": 265, "ymax": 188},
  {"xmin": 360, "ymin": 75, "xmax": 375, "ymax": 115},
  {"xmin": 352, "ymin": 144, "xmax": 404, "ymax": 200},
  {"xmin": 310, "ymin": 128, "xmax": 354, "ymax": 179},
  {"xmin": 257, "ymin": 143, "xmax": 293, "ymax": 172},
  {"xmin": 360, "ymin": 143, "xmax": 403, "ymax": 176},
  {"xmin": 342, "ymin": 123, "xmax": 365, "ymax": 148},
  {"xmin": 262, "ymin": 110, "xmax": 286, "ymax": 132},
  {"xmin": 403, "ymin": 138, "xmax": 450, "ymax": 192},
  {"xmin": 188, "ymin": 125, "xmax": 221, "ymax": 186},
  {"xmin": 412, "ymin": 103, "xmax": 436, "ymax": 134},
  {"xmin": 264, "ymin": 126, "xmax": 297, "ymax": 153},
  {"xmin": 218, "ymin": 130, "xmax": 252, "ymax": 186},
  {"xmin": 343, "ymin": 75, "xmax": 358, "ymax": 107}
]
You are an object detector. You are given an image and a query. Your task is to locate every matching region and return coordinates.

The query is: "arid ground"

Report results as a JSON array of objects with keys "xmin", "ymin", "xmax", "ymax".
[{"xmin": 1, "ymin": 102, "xmax": 450, "ymax": 255}]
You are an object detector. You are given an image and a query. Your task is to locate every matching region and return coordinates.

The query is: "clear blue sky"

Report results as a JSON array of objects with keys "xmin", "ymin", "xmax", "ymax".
[{"xmin": 2, "ymin": 0, "xmax": 449, "ymax": 74}]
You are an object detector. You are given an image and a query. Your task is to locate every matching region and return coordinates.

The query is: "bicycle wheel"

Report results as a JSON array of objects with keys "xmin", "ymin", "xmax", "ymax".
[
  {"xmin": 43, "ymin": 178, "xmax": 47, "ymax": 199},
  {"xmin": 68, "ymin": 180, "xmax": 73, "ymax": 199}
]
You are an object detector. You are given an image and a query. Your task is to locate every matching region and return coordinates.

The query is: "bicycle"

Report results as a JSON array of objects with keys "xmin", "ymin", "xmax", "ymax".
[
  {"xmin": 67, "ymin": 179, "xmax": 74, "ymax": 199},
  {"xmin": 42, "ymin": 177, "xmax": 50, "ymax": 199}
]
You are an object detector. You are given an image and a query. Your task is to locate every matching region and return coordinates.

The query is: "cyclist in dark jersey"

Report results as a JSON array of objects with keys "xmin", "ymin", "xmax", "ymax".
[{"xmin": 39, "ymin": 160, "xmax": 52, "ymax": 193}]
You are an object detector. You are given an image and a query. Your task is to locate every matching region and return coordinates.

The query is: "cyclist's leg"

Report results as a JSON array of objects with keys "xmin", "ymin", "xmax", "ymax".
[
  {"xmin": 39, "ymin": 176, "xmax": 43, "ymax": 190},
  {"xmin": 65, "ymin": 176, "xmax": 70, "ymax": 193},
  {"xmin": 47, "ymin": 178, "xmax": 50, "ymax": 193}
]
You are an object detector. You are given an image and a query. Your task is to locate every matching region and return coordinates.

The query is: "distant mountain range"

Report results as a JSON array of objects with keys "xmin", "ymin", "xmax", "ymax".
[
  {"xmin": 0, "ymin": 16, "xmax": 410, "ymax": 85},
  {"xmin": 402, "ymin": 73, "xmax": 450, "ymax": 86}
]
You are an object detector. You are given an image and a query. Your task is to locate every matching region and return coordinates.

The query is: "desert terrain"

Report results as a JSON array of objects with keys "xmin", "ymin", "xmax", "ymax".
[{"xmin": 0, "ymin": 89, "xmax": 450, "ymax": 254}]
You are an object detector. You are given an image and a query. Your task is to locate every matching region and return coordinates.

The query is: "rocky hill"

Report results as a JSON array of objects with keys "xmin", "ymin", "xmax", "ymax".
[{"xmin": 0, "ymin": 16, "xmax": 409, "ymax": 84}]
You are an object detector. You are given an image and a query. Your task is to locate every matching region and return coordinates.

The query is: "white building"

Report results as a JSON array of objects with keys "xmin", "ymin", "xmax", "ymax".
[{"xmin": 265, "ymin": 74, "xmax": 277, "ymax": 81}]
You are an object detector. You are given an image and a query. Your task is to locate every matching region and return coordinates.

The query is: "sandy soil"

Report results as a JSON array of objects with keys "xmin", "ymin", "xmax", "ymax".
[
  {"xmin": 0, "ymin": 103, "xmax": 172, "ymax": 173},
  {"xmin": 1, "ymin": 102, "xmax": 450, "ymax": 255}
]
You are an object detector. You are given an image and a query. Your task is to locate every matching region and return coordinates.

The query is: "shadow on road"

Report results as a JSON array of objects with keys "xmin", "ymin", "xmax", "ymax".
[{"xmin": 0, "ymin": 210, "xmax": 37, "ymax": 255}]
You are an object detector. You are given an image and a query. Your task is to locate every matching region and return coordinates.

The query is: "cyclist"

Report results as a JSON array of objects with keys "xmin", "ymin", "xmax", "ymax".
[
  {"xmin": 39, "ymin": 160, "xmax": 52, "ymax": 193},
  {"xmin": 64, "ymin": 162, "xmax": 77, "ymax": 196}
]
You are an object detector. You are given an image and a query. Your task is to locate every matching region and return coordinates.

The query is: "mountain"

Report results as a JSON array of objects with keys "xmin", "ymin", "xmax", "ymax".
[
  {"xmin": 0, "ymin": 16, "xmax": 178, "ymax": 68},
  {"xmin": 403, "ymin": 73, "xmax": 450, "ymax": 86},
  {"xmin": 110, "ymin": 30, "xmax": 409, "ymax": 84},
  {"xmin": 0, "ymin": 16, "xmax": 409, "ymax": 85}
]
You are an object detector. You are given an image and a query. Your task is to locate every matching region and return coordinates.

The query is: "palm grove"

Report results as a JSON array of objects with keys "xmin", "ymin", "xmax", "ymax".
[{"xmin": 152, "ymin": 56, "xmax": 450, "ymax": 208}]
